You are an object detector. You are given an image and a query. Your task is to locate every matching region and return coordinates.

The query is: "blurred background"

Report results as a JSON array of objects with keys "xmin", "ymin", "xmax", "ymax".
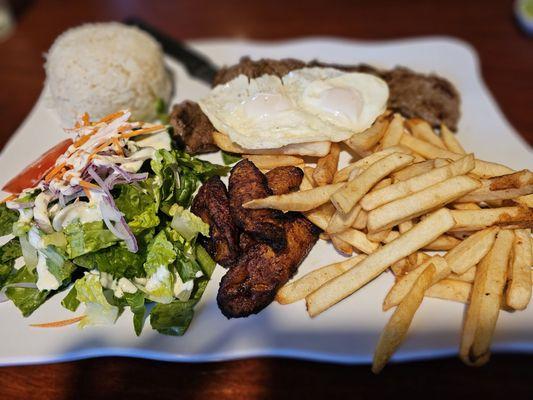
[{"xmin": 0, "ymin": 1, "xmax": 531, "ymax": 399}]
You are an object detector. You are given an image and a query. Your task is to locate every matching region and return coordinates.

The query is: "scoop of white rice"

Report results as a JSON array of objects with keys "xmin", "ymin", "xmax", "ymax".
[{"xmin": 45, "ymin": 22, "xmax": 172, "ymax": 125}]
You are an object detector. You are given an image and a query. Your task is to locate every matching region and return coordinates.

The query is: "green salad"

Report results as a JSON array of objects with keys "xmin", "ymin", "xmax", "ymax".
[{"xmin": 0, "ymin": 110, "xmax": 228, "ymax": 335}]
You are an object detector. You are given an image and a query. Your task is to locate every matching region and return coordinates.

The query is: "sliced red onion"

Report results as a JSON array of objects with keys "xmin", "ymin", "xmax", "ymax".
[{"xmin": 87, "ymin": 166, "xmax": 138, "ymax": 252}]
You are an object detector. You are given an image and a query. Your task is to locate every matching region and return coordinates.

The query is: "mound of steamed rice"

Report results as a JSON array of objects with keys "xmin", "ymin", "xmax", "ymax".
[{"xmin": 45, "ymin": 22, "xmax": 172, "ymax": 125}]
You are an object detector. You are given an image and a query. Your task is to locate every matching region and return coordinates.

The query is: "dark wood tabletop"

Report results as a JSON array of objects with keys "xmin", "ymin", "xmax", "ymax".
[{"xmin": 0, "ymin": 0, "xmax": 531, "ymax": 399}]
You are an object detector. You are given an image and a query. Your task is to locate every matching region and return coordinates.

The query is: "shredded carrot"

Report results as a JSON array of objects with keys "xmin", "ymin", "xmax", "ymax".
[
  {"xmin": 98, "ymin": 111, "xmax": 124, "ymax": 124},
  {"xmin": 79, "ymin": 180, "xmax": 100, "ymax": 190},
  {"xmin": 73, "ymin": 131, "xmax": 95, "ymax": 148},
  {"xmin": 1, "ymin": 194, "xmax": 17, "ymax": 203},
  {"xmin": 82, "ymin": 186, "xmax": 92, "ymax": 200},
  {"xmin": 112, "ymin": 137, "xmax": 124, "ymax": 156},
  {"xmin": 30, "ymin": 315, "xmax": 85, "ymax": 328},
  {"xmin": 121, "ymin": 125, "xmax": 165, "ymax": 139},
  {"xmin": 81, "ymin": 112, "xmax": 90, "ymax": 126},
  {"xmin": 89, "ymin": 139, "xmax": 113, "ymax": 158},
  {"xmin": 44, "ymin": 162, "xmax": 66, "ymax": 183}
]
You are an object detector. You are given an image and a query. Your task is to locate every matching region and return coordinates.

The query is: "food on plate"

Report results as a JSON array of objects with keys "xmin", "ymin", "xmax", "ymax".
[
  {"xmin": 228, "ymin": 159, "xmax": 287, "ymax": 251},
  {"xmin": 217, "ymin": 212, "xmax": 319, "ymax": 317},
  {"xmin": 45, "ymin": 23, "xmax": 172, "ymax": 124},
  {"xmin": 242, "ymin": 154, "xmax": 304, "ymax": 170},
  {"xmin": 191, "ymin": 177, "xmax": 240, "ymax": 268},
  {"xmin": 460, "ymin": 230, "xmax": 514, "ymax": 366},
  {"xmin": 505, "ymin": 229, "xmax": 533, "ymax": 310},
  {"xmin": 265, "ymin": 166, "xmax": 304, "ymax": 195},
  {"xmin": 0, "ymin": 110, "xmax": 228, "ymax": 336},
  {"xmin": 170, "ymin": 101, "xmax": 218, "ymax": 154},
  {"xmin": 199, "ymin": 68, "xmax": 389, "ymax": 149},
  {"xmin": 213, "ymin": 57, "xmax": 461, "ymax": 130}
]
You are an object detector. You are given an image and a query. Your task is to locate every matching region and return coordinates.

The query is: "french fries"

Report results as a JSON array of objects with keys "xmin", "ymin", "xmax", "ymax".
[
  {"xmin": 326, "ymin": 205, "xmax": 361, "ymax": 234},
  {"xmin": 213, "ymin": 131, "xmax": 331, "ymax": 157},
  {"xmin": 331, "ymin": 236, "xmax": 353, "ymax": 256},
  {"xmin": 505, "ymin": 229, "xmax": 533, "ymax": 310},
  {"xmin": 450, "ymin": 207, "xmax": 533, "ymax": 231},
  {"xmin": 460, "ymin": 230, "xmax": 514, "ymax": 366},
  {"xmin": 449, "ymin": 267, "xmax": 477, "ymax": 283},
  {"xmin": 514, "ymin": 193, "xmax": 533, "ymax": 208},
  {"xmin": 331, "ymin": 153, "xmax": 414, "ymax": 214},
  {"xmin": 344, "ymin": 116, "xmax": 389, "ymax": 155},
  {"xmin": 243, "ymin": 154, "xmax": 304, "ymax": 169},
  {"xmin": 352, "ymin": 209, "xmax": 368, "ymax": 230},
  {"xmin": 406, "ymin": 118, "xmax": 446, "ymax": 149},
  {"xmin": 244, "ymin": 183, "xmax": 344, "ymax": 212},
  {"xmin": 303, "ymin": 203, "xmax": 336, "ymax": 230},
  {"xmin": 444, "ymin": 227, "xmax": 499, "ymax": 274},
  {"xmin": 313, "ymin": 143, "xmax": 340, "ymax": 186},
  {"xmin": 399, "ymin": 134, "xmax": 514, "ymax": 178},
  {"xmin": 383, "ymin": 256, "xmax": 449, "ymax": 310},
  {"xmin": 367, "ymin": 175, "xmax": 481, "ymax": 232},
  {"xmin": 440, "ymin": 124, "xmax": 466, "ymax": 154},
  {"xmin": 380, "ymin": 113, "xmax": 404, "ymax": 148},
  {"xmin": 336, "ymin": 228, "xmax": 379, "ymax": 254},
  {"xmin": 306, "ymin": 209, "xmax": 455, "ymax": 317},
  {"xmin": 423, "ymin": 234, "xmax": 461, "ymax": 251},
  {"xmin": 372, "ymin": 264, "xmax": 435, "ymax": 373},
  {"xmin": 456, "ymin": 170, "xmax": 533, "ymax": 203},
  {"xmin": 276, "ymin": 255, "xmax": 366, "ymax": 304},
  {"xmin": 361, "ymin": 154, "xmax": 475, "ymax": 211},
  {"xmin": 425, "ymin": 279, "xmax": 472, "ymax": 304},
  {"xmin": 391, "ymin": 159, "xmax": 440, "ymax": 182},
  {"xmin": 332, "ymin": 146, "xmax": 410, "ymax": 183}
]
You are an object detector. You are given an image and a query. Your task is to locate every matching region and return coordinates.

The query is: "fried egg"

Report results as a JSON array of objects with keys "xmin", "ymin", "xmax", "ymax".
[{"xmin": 199, "ymin": 67, "xmax": 389, "ymax": 149}]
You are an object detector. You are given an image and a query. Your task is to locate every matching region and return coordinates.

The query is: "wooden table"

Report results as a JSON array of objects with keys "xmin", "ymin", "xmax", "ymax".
[{"xmin": 0, "ymin": 0, "xmax": 531, "ymax": 398}]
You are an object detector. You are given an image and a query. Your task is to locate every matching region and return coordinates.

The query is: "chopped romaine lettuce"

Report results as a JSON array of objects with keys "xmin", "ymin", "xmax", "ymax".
[
  {"xmin": 142, "ymin": 231, "xmax": 176, "ymax": 304},
  {"xmin": 75, "ymin": 273, "xmax": 119, "ymax": 327},
  {"xmin": 64, "ymin": 221, "xmax": 119, "ymax": 258},
  {"xmin": 221, "ymin": 151, "xmax": 241, "ymax": 165},
  {"xmin": 0, "ymin": 203, "xmax": 19, "ymax": 236},
  {"xmin": 170, "ymin": 205, "xmax": 209, "ymax": 241},
  {"xmin": 5, "ymin": 267, "xmax": 50, "ymax": 317},
  {"xmin": 124, "ymin": 291, "xmax": 146, "ymax": 336},
  {"xmin": 0, "ymin": 239, "xmax": 22, "ymax": 263},
  {"xmin": 61, "ymin": 285, "xmax": 80, "ymax": 312}
]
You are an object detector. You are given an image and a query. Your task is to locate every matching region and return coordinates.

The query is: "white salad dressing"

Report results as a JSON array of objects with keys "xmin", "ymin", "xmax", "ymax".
[
  {"xmin": 52, "ymin": 201, "xmax": 102, "ymax": 231},
  {"xmin": 35, "ymin": 251, "xmax": 60, "ymax": 291}
]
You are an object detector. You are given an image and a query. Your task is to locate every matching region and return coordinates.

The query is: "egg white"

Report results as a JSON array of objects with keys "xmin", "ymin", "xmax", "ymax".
[{"xmin": 199, "ymin": 68, "xmax": 389, "ymax": 149}]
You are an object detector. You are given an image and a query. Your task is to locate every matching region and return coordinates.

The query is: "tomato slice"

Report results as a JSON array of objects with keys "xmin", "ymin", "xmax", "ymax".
[{"xmin": 2, "ymin": 139, "xmax": 73, "ymax": 194}]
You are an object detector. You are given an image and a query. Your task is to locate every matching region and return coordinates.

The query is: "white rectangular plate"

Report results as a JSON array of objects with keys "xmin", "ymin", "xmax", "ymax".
[{"xmin": 0, "ymin": 37, "xmax": 531, "ymax": 366}]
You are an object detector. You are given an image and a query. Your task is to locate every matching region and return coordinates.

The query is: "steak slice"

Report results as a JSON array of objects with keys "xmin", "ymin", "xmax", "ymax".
[{"xmin": 170, "ymin": 101, "xmax": 218, "ymax": 154}]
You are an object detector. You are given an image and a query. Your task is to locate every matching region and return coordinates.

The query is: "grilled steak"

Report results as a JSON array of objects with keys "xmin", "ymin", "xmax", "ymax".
[
  {"xmin": 170, "ymin": 101, "xmax": 218, "ymax": 154},
  {"xmin": 191, "ymin": 176, "xmax": 239, "ymax": 267},
  {"xmin": 265, "ymin": 166, "xmax": 304, "ymax": 195},
  {"xmin": 229, "ymin": 159, "xmax": 287, "ymax": 251},
  {"xmin": 217, "ymin": 213, "xmax": 319, "ymax": 318},
  {"xmin": 213, "ymin": 57, "xmax": 461, "ymax": 130}
]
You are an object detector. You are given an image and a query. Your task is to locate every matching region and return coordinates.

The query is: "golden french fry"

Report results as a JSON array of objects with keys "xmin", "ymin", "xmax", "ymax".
[
  {"xmin": 276, "ymin": 255, "xmax": 367, "ymax": 304},
  {"xmin": 243, "ymin": 154, "xmax": 304, "ymax": 169},
  {"xmin": 450, "ymin": 207, "xmax": 533, "ymax": 231},
  {"xmin": 367, "ymin": 229, "xmax": 392, "ymax": 243},
  {"xmin": 445, "ymin": 227, "xmax": 499, "ymax": 274},
  {"xmin": 440, "ymin": 124, "xmax": 466, "ymax": 154},
  {"xmin": 213, "ymin": 131, "xmax": 331, "ymax": 157},
  {"xmin": 514, "ymin": 193, "xmax": 533, "ymax": 208},
  {"xmin": 372, "ymin": 178, "xmax": 392, "ymax": 191},
  {"xmin": 460, "ymin": 229, "xmax": 514, "ymax": 367},
  {"xmin": 344, "ymin": 116, "xmax": 389, "ymax": 155},
  {"xmin": 449, "ymin": 267, "xmax": 477, "ymax": 283},
  {"xmin": 453, "ymin": 202, "xmax": 481, "ymax": 210},
  {"xmin": 398, "ymin": 220, "xmax": 414, "ymax": 234},
  {"xmin": 399, "ymin": 135, "xmax": 514, "ymax": 178},
  {"xmin": 406, "ymin": 118, "xmax": 446, "ymax": 149},
  {"xmin": 361, "ymin": 154, "xmax": 475, "ymax": 211},
  {"xmin": 336, "ymin": 228, "xmax": 380, "ymax": 254},
  {"xmin": 306, "ymin": 209, "xmax": 455, "ymax": 317},
  {"xmin": 423, "ymin": 234, "xmax": 461, "ymax": 251},
  {"xmin": 301, "ymin": 167, "xmax": 316, "ymax": 189},
  {"xmin": 383, "ymin": 230, "xmax": 400, "ymax": 243},
  {"xmin": 244, "ymin": 183, "xmax": 343, "ymax": 212},
  {"xmin": 372, "ymin": 264, "xmax": 435, "ymax": 374},
  {"xmin": 326, "ymin": 205, "xmax": 362, "ymax": 234},
  {"xmin": 426, "ymin": 279, "xmax": 472, "ymax": 303},
  {"xmin": 506, "ymin": 229, "xmax": 533, "ymax": 310},
  {"xmin": 303, "ymin": 203, "xmax": 336, "ymax": 230},
  {"xmin": 331, "ymin": 153, "xmax": 414, "ymax": 214},
  {"xmin": 380, "ymin": 113, "xmax": 404, "ymax": 148},
  {"xmin": 313, "ymin": 143, "xmax": 340, "ymax": 186},
  {"xmin": 332, "ymin": 146, "xmax": 410, "ymax": 183},
  {"xmin": 352, "ymin": 209, "xmax": 368, "ymax": 230},
  {"xmin": 456, "ymin": 170, "xmax": 533, "ymax": 203},
  {"xmin": 367, "ymin": 175, "xmax": 481, "ymax": 233},
  {"xmin": 383, "ymin": 256, "xmax": 449, "ymax": 310},
  {"xmin": 391, "ymin": 160, "xmax": 437, "ymax": 182},
  {"xmin": 331, "ymin": 236, "xmax": 353, "ymax": 256}
]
